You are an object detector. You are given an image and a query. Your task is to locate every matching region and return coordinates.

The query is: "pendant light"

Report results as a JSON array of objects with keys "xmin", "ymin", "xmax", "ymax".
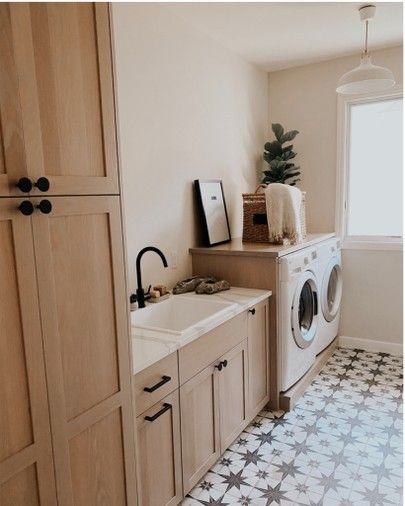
[{"xmin": 336, "ymin": 4, "xmax": 395, "ymax": 94}]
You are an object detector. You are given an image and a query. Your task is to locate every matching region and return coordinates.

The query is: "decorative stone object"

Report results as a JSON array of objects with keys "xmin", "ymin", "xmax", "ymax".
[
  {"xmin": 172, "ymin": 275, "xmax": 216, "ymax": 295},
  {"xmin": 195, "ymin": 279, "xmax": 231, "ymax": 295}
]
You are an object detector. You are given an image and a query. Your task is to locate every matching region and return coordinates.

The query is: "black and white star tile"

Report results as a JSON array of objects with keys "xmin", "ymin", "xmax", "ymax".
[{"xmin": 181, "ymin": 348, "xmax": 403, "ymax": 506}]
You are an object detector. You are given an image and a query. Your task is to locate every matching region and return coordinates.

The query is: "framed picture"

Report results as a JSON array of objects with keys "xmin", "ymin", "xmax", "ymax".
[{"xmin": 194, "ymin": 179, "xmax": 231, "ymax": 247}]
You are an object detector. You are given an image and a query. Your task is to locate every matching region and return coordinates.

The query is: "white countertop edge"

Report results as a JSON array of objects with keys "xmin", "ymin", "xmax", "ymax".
[{"xmin": 131, "ymin": 287, "xmax": 272, "ymax": 375}]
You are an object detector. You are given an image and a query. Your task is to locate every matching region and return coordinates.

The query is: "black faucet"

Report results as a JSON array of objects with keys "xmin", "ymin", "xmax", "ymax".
[{"xmin": 135, "ymin": 247, "xmax": 168, "ymax": 308}]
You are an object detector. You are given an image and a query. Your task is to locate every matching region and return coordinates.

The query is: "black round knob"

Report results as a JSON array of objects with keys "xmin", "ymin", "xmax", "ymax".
[
  {"xmin": 19, "ymin": 200, "xmax": 34, "ymax": 216},
  {"xmin": 215, "ymin": 362, "xmax": 223, "ymax": 371},
  {"xmin": 37, "ymin": 199, "xmax": 52, "ymax": 214},
  {"xmin": 222, "ymin": 360, "xmax": 228, "ymax": 368},
  {"xmin": 248, "ymin": 308, "xmax": 256, "ymax": 315},
  {"xmin": 35, "ymin": 177, "xmax": 50, "ymax": 192},
  {"xmin": 17, "ymin": 177, "xmax": 33, "ymax": 193}
]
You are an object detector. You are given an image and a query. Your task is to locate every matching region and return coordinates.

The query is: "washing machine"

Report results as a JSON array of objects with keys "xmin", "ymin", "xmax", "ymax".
[
  {"xmin": 315, "ymin": 237, "xmax": 343, "ymax": 355},
  {"xmin": 278, "ymin": 246, "xmax": 319, "ymax": 393}
]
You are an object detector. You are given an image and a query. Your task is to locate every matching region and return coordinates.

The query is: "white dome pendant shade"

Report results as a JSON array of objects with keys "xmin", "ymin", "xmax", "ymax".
[{"xmin": 336, "ymin": 5, "xmax": 395, "ymax": 95}]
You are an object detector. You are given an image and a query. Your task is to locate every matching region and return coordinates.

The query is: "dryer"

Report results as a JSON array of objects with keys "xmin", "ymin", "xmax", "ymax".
[
  {"xmin": 278, "ymin": 246, "xmax": 319, "ymax": 392},
  {"xmin": 315, "ymin": 237, "xmax": 342, "ymax": 355}
]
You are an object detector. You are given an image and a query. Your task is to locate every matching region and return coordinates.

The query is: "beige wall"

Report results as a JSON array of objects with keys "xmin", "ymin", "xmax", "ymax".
[
  {"xmin": 268, "ymin": 46, "xmax": 403, "ymax": 345},
  {"xmin": 112, "ymin": 3, "xmax": 268, "ymax": 291}
]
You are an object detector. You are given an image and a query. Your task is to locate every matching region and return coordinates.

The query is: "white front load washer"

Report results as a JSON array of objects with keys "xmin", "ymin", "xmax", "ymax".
[
  {"xmin": 278, "ymin": 246, "xmax": 319, "ymax": 392},
  {"xmin": 315, "ymin": 237, "xmax": 343, "ymax": 355}
]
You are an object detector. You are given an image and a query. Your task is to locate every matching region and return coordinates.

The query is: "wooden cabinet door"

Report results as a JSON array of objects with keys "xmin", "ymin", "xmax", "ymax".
[
  {"xmin": 0, "ymin": 199, "xmax": 56, "ymax": 505},
  {"xmin": 218, "ymin": 340, "xmax": 249, "ymax": 452},
  {"xmin": 180, "ymin": 364, "xmax": 220, "ymax": 495},
  {"xmin": 136, "ymin": 391, "xmax": 183, "ymax": 506},
  {"xmin": 247, "ymin": 300, "xmax": 270, "ymax": 418},
  {"xmin": 0, "ymin": 3, "xmax": 119, "ymax": 197},
  {"xmin": 31, "ymin": 196, "xmax": 136, "ymax": 505}
]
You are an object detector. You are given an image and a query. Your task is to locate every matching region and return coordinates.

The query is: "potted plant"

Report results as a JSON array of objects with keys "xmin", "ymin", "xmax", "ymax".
[{"xmin": 262, "ymin": 123, "xmax": 300, "ymax": 186}]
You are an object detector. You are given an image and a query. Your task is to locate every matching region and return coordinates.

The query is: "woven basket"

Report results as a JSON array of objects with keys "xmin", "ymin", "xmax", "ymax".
[{"xmin": 242, "ymin": 185, "xmax": 306, "ymax": 243}]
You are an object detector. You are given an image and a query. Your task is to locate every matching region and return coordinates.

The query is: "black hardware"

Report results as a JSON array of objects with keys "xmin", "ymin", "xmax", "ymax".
[
  {"xmin": 37, "ymin": 200, "xmax": 52, "ymax": 214},
  {"xmin": 215, "ymin": 362, "xmax": 223, "ymax": 371},
  {"xmin": 19, "ymin": 200, "xmax": 34, "ymax": 216},
  {"xmin": 17, "ymin": 177, "xmax": 33, "ymax": 193},
  {"xmin": 313, "ymin": 291, "xmax": 318, "ymax": 316},
  {"xmin": 136, "ymin": 247, "xmax": 168, "ymax": 308},
  {"xmin": 35, "ymin": 177, "xmax": 50, "ymax": 192},
  {"xmin": 144, "ymin": 375, "xmax": 171, "ymax": 393},
  {"xmin": 248, "ymin": 308, "xmax": 256, "ymax": 315},
  {"xmin": 222, "ymin": 360, "xmax": 228, "ymax": 368},
  {"xmin": 144, "ymin": 403, "xmax": 171, "ymax": 422}
]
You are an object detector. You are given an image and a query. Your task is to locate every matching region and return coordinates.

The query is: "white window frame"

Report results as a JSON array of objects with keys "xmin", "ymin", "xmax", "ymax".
[{"xmin": 336, "ymin": 84, "xmax": 403, "ymax": 251}]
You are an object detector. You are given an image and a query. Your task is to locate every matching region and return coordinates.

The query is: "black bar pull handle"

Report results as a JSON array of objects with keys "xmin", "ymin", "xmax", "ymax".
[
  {"xmin": 144, "ymin": 403, "xmax": 171, "ymax": 422},
  {"xmin": 143, "ymin": 375, "xmax": 171, "ymax": 393}
]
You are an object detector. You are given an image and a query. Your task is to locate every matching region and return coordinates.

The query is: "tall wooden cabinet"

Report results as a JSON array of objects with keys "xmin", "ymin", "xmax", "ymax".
[{"xmin": 0, "ymin": 3, "xmax": 137, "ymax": 506}]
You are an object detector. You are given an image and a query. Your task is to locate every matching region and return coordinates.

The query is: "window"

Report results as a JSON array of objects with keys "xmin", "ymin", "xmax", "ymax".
[{"xmin": 337, "ymin": 86, "xmax": 403, "ymax": 250}]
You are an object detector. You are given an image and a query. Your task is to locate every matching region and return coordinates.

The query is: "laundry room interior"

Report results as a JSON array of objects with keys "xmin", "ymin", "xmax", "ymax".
[{"xmin": 0, "ymin": 2, "xmax": 403, "ymax": 506}]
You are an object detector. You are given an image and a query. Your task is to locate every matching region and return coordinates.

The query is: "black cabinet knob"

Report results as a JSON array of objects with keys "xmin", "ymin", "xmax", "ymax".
[
  {"xmin": 17, "ymin": 177, "xmax": 33, "ymax": 193},
  {"xmin": 37, "ymin": 199, "xmax": 52, "ymax": 214},
  {"xmin": 248, "ymin": 308, "xmax": 256, "ymax": 315},
  {"xmin": 19, "ymin": 200, "xmax": 34, "ymax": 216},
  {"xmin": 222, "ymin": 360, "xmax": 228, "ymax": 368},
  {"xmin": 35, "ymin": 177, "xmax": 50, "ymax": 192},
  {"xmin": 215, "ymin": 362, "xmax": 223, "ymax": 371}
]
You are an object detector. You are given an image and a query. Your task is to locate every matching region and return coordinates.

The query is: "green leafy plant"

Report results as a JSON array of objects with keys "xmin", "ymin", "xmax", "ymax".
[{"xmin": 262, "ymin": 123, "xmax": 300, "ymax": 186}]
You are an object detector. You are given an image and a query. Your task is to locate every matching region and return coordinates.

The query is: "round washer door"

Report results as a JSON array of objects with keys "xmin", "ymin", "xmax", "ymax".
[
  {"xmin": 291, "ymin": 270, "xmax": 319, "ymax": 349},
  {"xmin": 322, "ymin": 258, "xmax": 343, "ymax": 322}
]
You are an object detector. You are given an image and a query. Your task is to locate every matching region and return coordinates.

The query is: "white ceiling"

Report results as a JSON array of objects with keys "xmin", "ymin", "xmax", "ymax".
[{"xmin": 161, "ymin": 2, "xmax": 403, "ymax": 71}]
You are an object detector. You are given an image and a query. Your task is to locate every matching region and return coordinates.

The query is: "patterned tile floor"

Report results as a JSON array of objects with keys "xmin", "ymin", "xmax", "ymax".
[{"xmin": 182, "ymin": 348, "xmax": 403, "ymax": 506}]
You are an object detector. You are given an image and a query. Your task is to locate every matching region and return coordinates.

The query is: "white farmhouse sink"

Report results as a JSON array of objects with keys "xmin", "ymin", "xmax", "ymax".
[{"xmin": 131, "ymin": 294, "xmax": 234, "ymax": 336}]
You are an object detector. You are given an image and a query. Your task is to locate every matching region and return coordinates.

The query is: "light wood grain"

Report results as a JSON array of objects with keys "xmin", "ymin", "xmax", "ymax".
[
  {"xmin": 1, "ymin": 3, "xmax": 119, "ymax": 197},
  {"xmin": 218, "ymin": 340, "xmax": 248, "ymax": 452},
  {"xmin": 192, "ymin": 253, "xmax": 279, "ymax": 409},
  {"xmin": 0, "ymin": 4, "xmax": 28, "ymax": 196},
  {"xmin": 0, "ymin": 199, "xmax": 56, "ymax": 504},
  {"xmin": 247, "ymin": 299, "xmax": 271, "ymax": 417},
  {"xmin": 178, "ymin": 312, "xmax": 247, "ymax": 385},
  {"xmin": 180, "ymin": 364, "xmax": 220, "ymax": 495},
  {"xmin": 133, "ymin": 352, "xmax": 179, "ymax": 416},
  {"xmin": 31, "ymin": 196, "xmax": 137, "ymax": 505},
  {"xmin": 136, "ymin": 391, "xmax": 183, "ymax": 506},
  {"xmin": 0, "ymin": 464, "xmax": 39, "ymax": 506}
]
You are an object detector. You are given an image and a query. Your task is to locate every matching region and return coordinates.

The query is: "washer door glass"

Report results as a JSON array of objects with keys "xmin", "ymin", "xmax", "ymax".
[
  {"xmin": 322, "ymin": 259, "xmax": 343, "ymax": 322},
  {"xmin": 292, "ymin": 271, "xmax": 318, "ymax": 349}
]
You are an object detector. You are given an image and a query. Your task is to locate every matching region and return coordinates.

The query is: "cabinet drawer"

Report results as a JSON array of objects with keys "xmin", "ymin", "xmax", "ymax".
[
  {"xmin": 133, "ymin": 352, "xmax": 179, "ymax": 416},
  {"xmin": 179, "ymin": 312, "xmax": 247, "ymax": 384}
]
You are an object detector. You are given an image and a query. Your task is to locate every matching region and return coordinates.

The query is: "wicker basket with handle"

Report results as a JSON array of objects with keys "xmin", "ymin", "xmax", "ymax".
[{"xmin": 242, "ymin": 185, "xmax": 306, "ymax": 243}]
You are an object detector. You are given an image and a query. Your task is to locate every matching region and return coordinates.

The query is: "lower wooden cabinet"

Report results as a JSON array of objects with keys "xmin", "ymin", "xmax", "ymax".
[
  {"xmin": 136, "ymin": 391, "xmax": 182, "ymax": 506},
  {"xmin": 134, "ymin": 299, "xmax": 270, "ymax": 503}
]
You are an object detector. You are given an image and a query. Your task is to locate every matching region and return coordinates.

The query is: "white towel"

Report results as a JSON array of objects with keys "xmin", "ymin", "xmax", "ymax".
[{"xmin": 265, "ymin": 183, "xmax": 303, "ymax": 244}]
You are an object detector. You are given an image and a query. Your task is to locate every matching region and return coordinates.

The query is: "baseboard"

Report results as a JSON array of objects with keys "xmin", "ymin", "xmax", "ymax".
[{"xmin": 339, "ymin": 335, "xmax": 403, "ymax": 356}]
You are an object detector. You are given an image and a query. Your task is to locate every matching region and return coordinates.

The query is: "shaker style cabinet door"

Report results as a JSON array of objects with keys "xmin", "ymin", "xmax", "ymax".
[
  {"xmin": 0, "ymin": 199, "xmax": 56, "ymax": 505},
  {"xmin": 136, "ymin": 391, "xmax": 183, "ymax": 506},
  {"xmin": 180, "ymin": 364, "xmax": 221, "ymax": 495},
  {"xmin": 247, "ymin": 300, "xmax": 270, "ymax": 417},
  {"xmin": 31, "ymin": 196, "xmax": 137, "ymax": 506},
  {"xmin": 218, "ymin": 340, "xmax": 249, "ymax": 452},
  {"xmin": 0, "ymin": 3, "xmax": 119, "ymax": 197}
]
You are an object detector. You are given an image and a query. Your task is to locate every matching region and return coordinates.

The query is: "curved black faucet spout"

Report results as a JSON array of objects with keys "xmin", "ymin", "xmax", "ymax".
[{"xmin": 135, "ymin": 246, "xmax": 168, "ymax": 308}]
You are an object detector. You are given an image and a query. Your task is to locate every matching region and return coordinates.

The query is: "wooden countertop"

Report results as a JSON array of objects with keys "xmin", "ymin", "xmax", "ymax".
[{"xmin": 189, "ymin": 233, "xmax": 335, "ymax": 258}]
